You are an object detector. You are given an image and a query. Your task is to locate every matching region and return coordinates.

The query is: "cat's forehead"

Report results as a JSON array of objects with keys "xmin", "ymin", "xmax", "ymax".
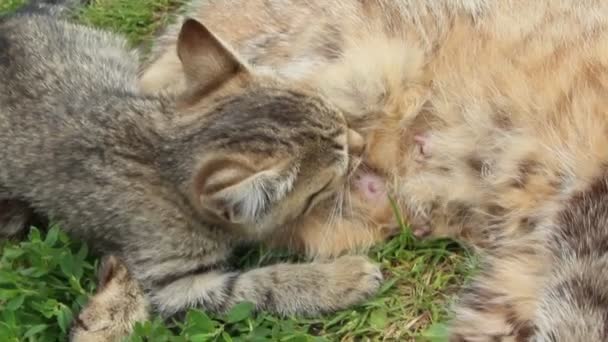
[
  {"xmin": 211, "ymin": 86, "xmax": 346, "ymax": 130},
  {"xmin": 199, "ymin": 87, "xmax": 347, "ymax": 155}
]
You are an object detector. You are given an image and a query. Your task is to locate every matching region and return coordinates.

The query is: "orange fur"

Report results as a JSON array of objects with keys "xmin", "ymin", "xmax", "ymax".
[{"xmin": 141, "ymin": 1, "xmax": 608, "ymax": 337}]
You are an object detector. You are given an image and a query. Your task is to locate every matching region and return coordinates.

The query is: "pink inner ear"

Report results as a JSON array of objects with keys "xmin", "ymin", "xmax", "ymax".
[{"xmin": 354, "ymin": 171, "xmax": 387, "ymax": 201}]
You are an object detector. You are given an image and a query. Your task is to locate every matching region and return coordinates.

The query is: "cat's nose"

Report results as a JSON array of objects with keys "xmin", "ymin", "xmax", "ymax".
[{"xmin": 347, "ymin": 129, "xmax": 365, "ymax": 156}]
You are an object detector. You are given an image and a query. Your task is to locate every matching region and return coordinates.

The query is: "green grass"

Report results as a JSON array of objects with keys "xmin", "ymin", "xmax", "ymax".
[
  {"xmin": 0, "ymin": 0, "xmax": 473, "ymax": 340},
  {"xmin": 0, "ymin": 0, "xmax": 24, "ymax": 13},
  {"xmin": 76, "ymin": 0, "xmax": 185, "ymax": 48},
  {"xmin": 1, "ymin": 227, "xmax": 471, "ymax": 341}
]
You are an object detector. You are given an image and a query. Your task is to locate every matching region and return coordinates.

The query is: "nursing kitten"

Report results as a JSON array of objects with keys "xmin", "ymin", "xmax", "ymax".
[
  {"xmin": 140, "ymin": 0, "xmax": 404, "ymax": 259},
  {"xmin": 141, "ymin": 0, "xmax": 608, "ymax": 340},
  {"xmin": 0, "ymin": 1, "xmax": 382, "ymax": 323}
]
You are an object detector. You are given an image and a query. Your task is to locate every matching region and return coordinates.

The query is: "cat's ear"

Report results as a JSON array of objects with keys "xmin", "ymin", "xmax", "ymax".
[
  {"xmin": 196, "ymin": 160, "xmax": 295, "ymax": 225},
  {"xmin": 97, "ymin": 255, "xmax": 130, "ymax": 290},
  {"xmin": 177, "ymin": 18, "xmax": 249, "ymax": 91}
]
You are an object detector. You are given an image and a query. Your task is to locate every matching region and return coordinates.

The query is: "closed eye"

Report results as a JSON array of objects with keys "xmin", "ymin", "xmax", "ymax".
[
  {"xmin": 332, "ymin": 142, "xmax": 347, "ymax": 154},
  {"xmin": 301, "ymin": 176, "xmax": 335, "ymax": 216}
]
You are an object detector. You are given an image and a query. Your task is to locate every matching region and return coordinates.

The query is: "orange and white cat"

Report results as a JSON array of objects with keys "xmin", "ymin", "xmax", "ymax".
[{"xmin": 139, "ymin": 0, "xmax": 608, "ymax": 340}]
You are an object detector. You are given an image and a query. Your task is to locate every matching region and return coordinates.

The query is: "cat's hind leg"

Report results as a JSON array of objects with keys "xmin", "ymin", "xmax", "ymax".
[
  {"xmin": 448, "ymin": 244, "xmax": 544, "ymax": 341},
  {"xmin": 0, "ymin": 199, "xmax": 34, "ymax": 240}
]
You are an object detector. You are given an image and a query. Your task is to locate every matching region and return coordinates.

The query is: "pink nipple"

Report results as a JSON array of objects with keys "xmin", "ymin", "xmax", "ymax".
[{"xmin": 355, "ymin": 172, "xmax": 386, "ymax": 200}]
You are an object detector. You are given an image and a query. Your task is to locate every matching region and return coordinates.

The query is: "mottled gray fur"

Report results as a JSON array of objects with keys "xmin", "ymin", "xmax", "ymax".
[
  {"xmin": 532, "ymin": 178, "xmax": 608, "ymax": 341},
  {"xmin": 0, "ymin": 0, "xmax": 382, "ymax": 321}
]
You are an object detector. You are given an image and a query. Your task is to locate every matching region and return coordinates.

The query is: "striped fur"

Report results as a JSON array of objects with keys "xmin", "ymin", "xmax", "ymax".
[{"xmin": 0, "ymin": 3, "xmax": 382, "ymax": 337}]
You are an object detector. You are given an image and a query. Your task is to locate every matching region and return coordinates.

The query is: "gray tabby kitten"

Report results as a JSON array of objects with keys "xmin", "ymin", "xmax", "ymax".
[{"xmin": 0, "ymin": 0, "xmax": 382, "ymax": 320}]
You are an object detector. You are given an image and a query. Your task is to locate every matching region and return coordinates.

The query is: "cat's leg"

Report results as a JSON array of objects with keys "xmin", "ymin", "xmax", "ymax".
[
  {"xmin": 0, "ymin": 199, "xmax": 34, "ymax": 239},
  {"xmin": 532, "ymin": 257, "xmax": 608, "ymax": 342},
  {"xmin": 532, "ymin": 176, "xmax": 608, "ymax": 341},
  {"xmin": 147, "ymin": 255, "xmax": 383, "ymax": 317},
  {"xmin": 448, "ymin": 242, "xmax": 545, "ymax": 341}
]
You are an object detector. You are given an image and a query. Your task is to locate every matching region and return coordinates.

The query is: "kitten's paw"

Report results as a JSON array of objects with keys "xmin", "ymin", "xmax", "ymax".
[{"xmin": 328, "ymin": 256, "xmax": 383, "ymax": 303}]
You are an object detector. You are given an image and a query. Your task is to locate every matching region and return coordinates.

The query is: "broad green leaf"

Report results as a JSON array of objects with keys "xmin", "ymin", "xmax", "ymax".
[
  {"xmin": 2, "ymin": 309, "xmax": 16, "ymax": 327},
  {"xmin": 59, "ymin": 253, "xmax": 74, "ymax": 277},
  {"xmin": 5, "ymin": 295, "xmax": 25, "ymax": 311},
  {"xmin": 251, "ymin": 326, "xmax": 271, "ymax": 336},
  {"xmin": 185, "ymin": 310, "xmax": 216, "ymax": 334},
  {"xmin": 76, "ymin": 244, "xmax": 89, "ymax": 261},
  {"xmin": 1, "ymin": 247, "xmax": 24, "ymax": 260},
  {"xmin": 19, "ymin": 267, "xmax": 48, "ymax": 278},
  {"xmin": 221, "ymin": 331, "xmax": 233, "ymax": 342},
  {"xmin": 284, "ymin": 335, "xmax": 310, "ymax": 342},
  {"xmin": 420, "ymin": 323, "xmax": 449, "ymax": 342},
  {"xmin": 28, "ymin": 228, "xmax": 41, "ymax": 242},
  {"xmin": 0, "ymin": 271, "xmax": 19, "ymax": 284},
  {"xmin": 57, "ymin": 305, "xmax": 73, "ymax": 333},
  {"xmin": 189, "ymin": 333, "xmax": 216, "ymax": 342},
  {"xmin": 0, "ymin": 322, "xmax": 17, "ymax": 340},
  {"xmin": 225, "ymin": 302, "xmax": 255, "ymax": 324},
  {"xmin": 369, "ymin": 308, "xmax": 388, "ymax": 330},
  {"xmin": 23, "ymin": 324, "xmax": 48, "ymax": 339},
  {"xmin": 44, "ymin": 227, "xmax": 59, "ymax": 247}
]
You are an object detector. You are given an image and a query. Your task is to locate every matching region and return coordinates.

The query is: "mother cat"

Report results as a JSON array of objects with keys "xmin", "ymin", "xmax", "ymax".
[{"xmin": 141, "ymin": 0, "xmax": 608, "ymax": 340}]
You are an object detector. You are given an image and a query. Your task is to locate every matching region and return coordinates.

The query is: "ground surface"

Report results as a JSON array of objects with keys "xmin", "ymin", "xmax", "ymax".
[{"xmin": 0, "ymin": 1, "xmax": 472, "ymax": 341}]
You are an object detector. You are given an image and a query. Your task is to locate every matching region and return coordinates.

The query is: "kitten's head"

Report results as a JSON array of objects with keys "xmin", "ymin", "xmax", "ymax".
[
  {"xmin": 70, "ymin": 256, "xmax": 148, "ymax": 342},
  {"xmin": 172, "ymin": 19, "xmax": 364, "ymax": 236}
]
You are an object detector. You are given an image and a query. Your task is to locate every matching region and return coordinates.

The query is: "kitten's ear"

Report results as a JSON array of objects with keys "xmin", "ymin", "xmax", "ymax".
[
  {"xmin": 196, "ymin": 161, "xmax": 295, "ymax": 225},
  {"xmin": 97, "ymin": 255, "xmax": 130, "ymax": 290},
  {"xmin": 177, "ymin": 18, "xmax": 249, "ymax": 91}
]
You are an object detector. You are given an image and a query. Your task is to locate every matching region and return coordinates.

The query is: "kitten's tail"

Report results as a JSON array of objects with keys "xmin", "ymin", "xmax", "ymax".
[
  {"xmin": 15, "ymin": 0, "xmax": 88, "ymax": 18},
  {"xmin": 533, "ymin": 178, "xmax": 608, "ymax": 341}
]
